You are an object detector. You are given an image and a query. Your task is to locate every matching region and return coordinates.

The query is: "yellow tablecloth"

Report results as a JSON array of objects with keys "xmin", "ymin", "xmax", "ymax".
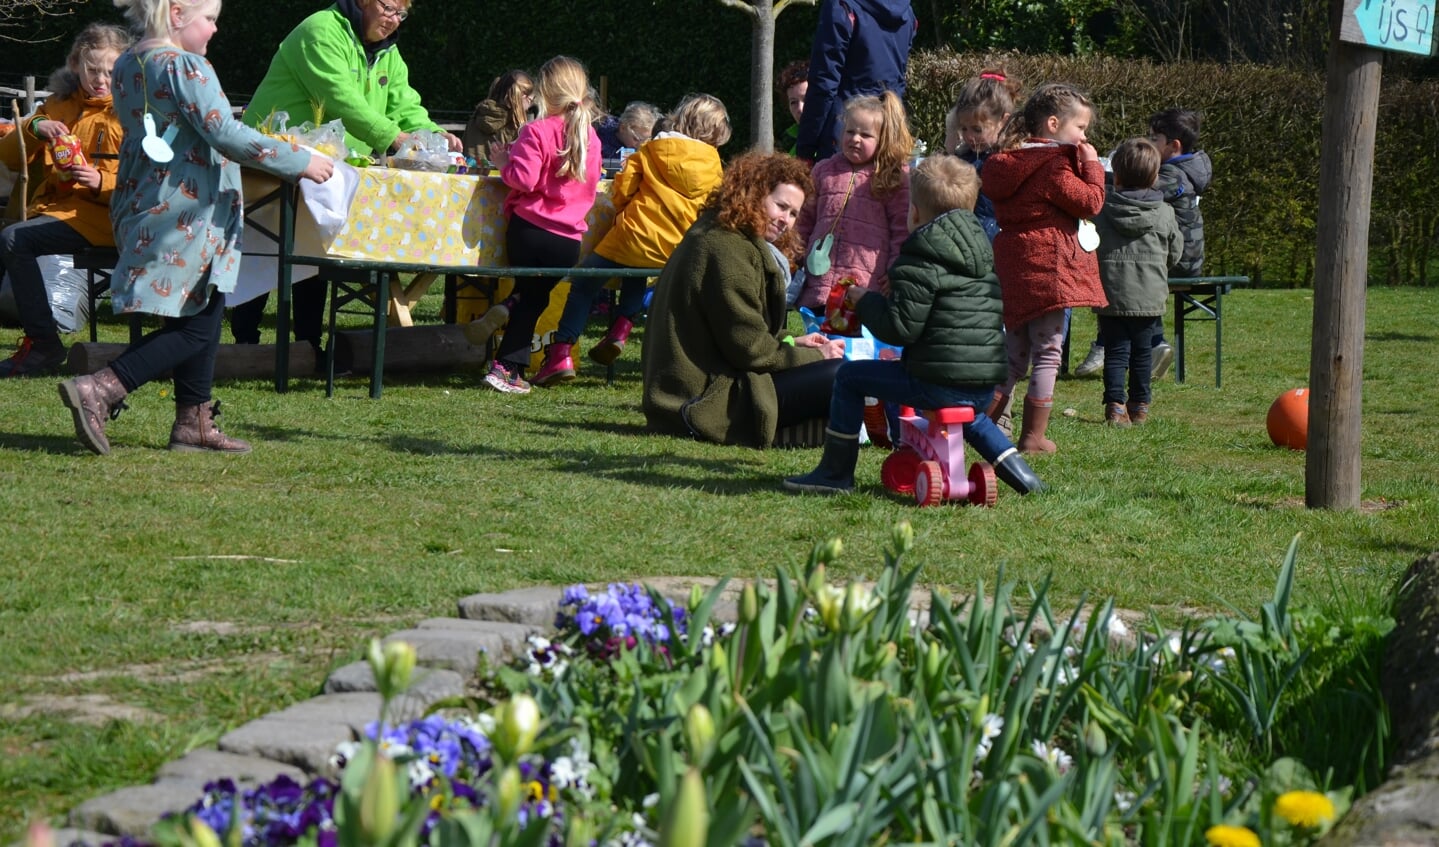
[
  {"xmin": 323, "ymin": 168, "xmax": 616, "ymax": 266},
  {"xmin": 239, "ymin": 167, "xmax": 622, "ymax": 368}
]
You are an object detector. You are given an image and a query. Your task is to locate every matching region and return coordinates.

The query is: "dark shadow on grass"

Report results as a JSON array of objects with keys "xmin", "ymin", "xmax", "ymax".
[
  {"xmin": 1366, "ymin": 331, "xmax": 1435, "ymax": 343},
  {"xmin": 0, "ymin": 431, "xmax": 94, "ymax": 454}
]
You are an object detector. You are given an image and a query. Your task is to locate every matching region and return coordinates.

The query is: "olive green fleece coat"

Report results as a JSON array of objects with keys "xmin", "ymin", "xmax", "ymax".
[
  {"xmin": 854, "ymin": 208, "xmax": 1007, "ymax": 388},
  {"xmin": 642, "ymin": 211, "xmax": 825, "ymax": 447}
]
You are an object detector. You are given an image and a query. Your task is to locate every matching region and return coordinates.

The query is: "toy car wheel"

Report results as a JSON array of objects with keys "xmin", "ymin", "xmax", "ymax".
[
  {"xmin": 915, "ymin": 460, "xmax": 945, "ymax": 507},
  {"xmin": 881, "ymin": 448, "xmax": 921, "ymax": 494},
  {"xmin": 967, "ymin": 462, "xmax": 998, "ymax": 507}
]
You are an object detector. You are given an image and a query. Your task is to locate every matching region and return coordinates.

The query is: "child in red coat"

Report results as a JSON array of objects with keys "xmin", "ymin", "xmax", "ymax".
[{"xmin": 980, "ymin": 83, "xmax": 1107, "ymax": 454}]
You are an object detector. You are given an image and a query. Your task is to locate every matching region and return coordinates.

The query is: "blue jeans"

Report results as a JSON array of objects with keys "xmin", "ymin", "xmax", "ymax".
[
  {"xmin": 829, "ymin": 360, "xmax": 1014, "ymax": 462},
  {"xmin": 554, "ymin": 253, "xmax": 651, "ymax": 344},
  {"xmin": 1098, "ymin": 315, "xmax": 1160, "ymax": 405}
]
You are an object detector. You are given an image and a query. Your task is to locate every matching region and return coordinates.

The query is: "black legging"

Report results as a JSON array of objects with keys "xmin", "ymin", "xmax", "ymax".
[
  {"xmin": 494, "ymin": 214, "xmax": 582, "ymax": 370},
  {"xmin": 773, "ymin": 358, "xmax": 843, "ymax": 429},
  {"xmin": 110, "ymin": 289, "xmax": 226, "ymax": 406}
]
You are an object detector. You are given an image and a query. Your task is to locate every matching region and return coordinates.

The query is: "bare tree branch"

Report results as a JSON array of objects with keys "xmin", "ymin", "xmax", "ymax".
[{"xmin": 0, "ymin": 0, "xmax": 85, "ymax": 42}]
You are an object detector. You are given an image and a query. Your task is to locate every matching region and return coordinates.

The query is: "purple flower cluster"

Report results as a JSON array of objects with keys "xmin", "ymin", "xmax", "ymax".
[
  {"xmin": 187, "ymin": 776, "xmax": 337, "ymax": 847},
  {"xmin": 365, "ymin": 713, "xmax": 493, "ymax": 785},
  {"xmin": 555, "ymin": 584, "xmax": 688, "ymax": 657}
]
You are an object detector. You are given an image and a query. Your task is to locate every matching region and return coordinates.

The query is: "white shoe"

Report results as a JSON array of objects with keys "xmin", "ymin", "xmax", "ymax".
[
  {"xmin": 463, "ymin": 303, "xmax": 510, "ymax": 349},
  {"xmin": 1074, "ymin": 342, "xmax": 1105, "ymax": 378},
  {"xmin": 1151, "ymin": 342, "xmax": 1175, "ymax": 379}
]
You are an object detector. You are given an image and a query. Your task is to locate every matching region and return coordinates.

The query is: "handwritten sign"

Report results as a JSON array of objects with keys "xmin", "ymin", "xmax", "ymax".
[{"xmin": 1341, "ymin": 0, "xmax": 1436, "ymax": 55}]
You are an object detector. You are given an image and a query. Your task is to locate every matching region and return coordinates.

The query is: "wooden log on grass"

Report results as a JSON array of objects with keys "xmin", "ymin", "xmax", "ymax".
[
  {"xmin": 333, "ymin": 324, "xmax": 486, "ymax": 375},
  {"xmin": 67, "ymin": 341, "xmax": 317, "ymax": 379}
]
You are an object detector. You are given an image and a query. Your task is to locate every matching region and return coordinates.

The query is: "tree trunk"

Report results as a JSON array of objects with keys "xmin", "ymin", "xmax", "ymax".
[
  {"xmin": 750, "ymin": 0, "xmax": 776, "ymax": 152},
  {"xmin": 1306, "ymin": 0, "xmax": 1379, "ymax": 510}
]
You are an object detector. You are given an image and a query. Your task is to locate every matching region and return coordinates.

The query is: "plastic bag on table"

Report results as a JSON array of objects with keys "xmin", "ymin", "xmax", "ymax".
[
  {"xmin": 0, "ymin": 254, "xmax": 92, "ymax": 333},
  {"xmin": 386, "ymin": 130, "xmax": 453, "ymax": 172},
  {"xmin": 291, "ymin": 118, "xmax": 348, "ymax": 161}
]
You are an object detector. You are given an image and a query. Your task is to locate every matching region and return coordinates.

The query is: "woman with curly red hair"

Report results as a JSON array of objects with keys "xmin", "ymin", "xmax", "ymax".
[{"xmin": 641, "ymin": 151, "xmax": 845, "ymax": 448}]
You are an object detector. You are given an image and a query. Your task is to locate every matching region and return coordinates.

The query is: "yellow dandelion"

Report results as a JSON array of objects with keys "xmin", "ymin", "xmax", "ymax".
[
  {"xmin": 1274, "ymin": 790, "xmax": 1336, "ymax": 828},
  {"xmin": 1205, "ymin": 824, "xmax": 1261, "ymax": 847}
]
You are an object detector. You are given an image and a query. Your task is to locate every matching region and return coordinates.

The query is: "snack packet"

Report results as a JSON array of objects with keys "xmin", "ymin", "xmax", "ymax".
[
  {"xmin": 822, "ymin": 276, "xmax": 861, "ymax": 336},
  {"xmin": 51, "ymin": 134, "xmax": 88, "ymax": 181}
]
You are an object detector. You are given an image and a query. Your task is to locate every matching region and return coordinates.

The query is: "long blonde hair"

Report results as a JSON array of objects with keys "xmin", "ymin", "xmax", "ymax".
[
  {"xmin": 843, "ymin": 91, "xmax": 911, "ymax": 197},
  {"xmin": 536, "ymin": 55, "xmax": 594, "ymax": 181},
  {"xmin": 114, "ymin": 0, "xmax": 219, "ymax": 40}
]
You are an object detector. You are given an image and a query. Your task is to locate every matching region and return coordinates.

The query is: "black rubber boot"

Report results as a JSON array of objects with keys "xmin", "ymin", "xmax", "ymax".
[
  {"xmin": 782, "ymin": 430, "xmax": 861, "ymax": 495},
  {"xmin": 993, "ymin": 448, "xmax": 1046, "ymax": 495}
]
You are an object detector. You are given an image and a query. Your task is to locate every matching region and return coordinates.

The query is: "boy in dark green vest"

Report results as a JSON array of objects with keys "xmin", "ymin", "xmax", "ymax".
[{"xmin": 784, "ymin": 155, "xmax": 1044, "ymax": 496}]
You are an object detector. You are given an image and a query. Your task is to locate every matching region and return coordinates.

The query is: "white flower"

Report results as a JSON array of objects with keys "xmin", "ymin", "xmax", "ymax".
[
  {"xmin": 1107, "ymin": 616, "xmax": 1131, "ymax": 638},
  {"xmin": 1165, "ymin": 634, "xmax": 1183, "ymax": 655},
  {"xmin": 406, "ymin": 758, "xmax": 436, "ymax": 791},
  {"xmin": 1030, "ymin": 739, "xmax": 1074, "ymax": 773},
  {"xmin": 642, "ymin": 792, "xmax": 661, "ymax": 809},
  {"xmin": 474, "ymin": 712, "xmax": 496, "ymax": 735},
  {"xmin": 329, "ymin": 740, "xmax": 360, "ymax": 773},
  {"xmin": 550, "ymin": 755, "xmax": 579, "ymax": 789},
  {"xmin": 975, "ymin": 712, "xmax": 1004, "ymax": 761},
  {"xmin": 1114, "ymin": 789, "xmax": 1137, "ymax": 813}
]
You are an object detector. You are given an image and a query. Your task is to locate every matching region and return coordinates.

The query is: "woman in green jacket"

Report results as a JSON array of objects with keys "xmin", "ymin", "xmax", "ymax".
[
  {"xmin": 642, "ymin": 151, "xmax": 845, "ymax": 448},
  {"xmin": 231, "ymin": 0, "xmax": 461, "ymax": 348}
]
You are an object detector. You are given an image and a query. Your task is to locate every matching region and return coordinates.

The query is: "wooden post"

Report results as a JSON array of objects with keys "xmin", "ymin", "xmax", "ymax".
[
  {"xmin": 24, "ymin": 76, "xmax": 36, "ymax": 115},
  {"xmin": 1307, "ymin": 0, "xmax": 1381, "ymax": 509}
]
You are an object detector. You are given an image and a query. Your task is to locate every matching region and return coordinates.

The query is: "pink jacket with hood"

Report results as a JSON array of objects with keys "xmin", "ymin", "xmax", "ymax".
[{"xmin": 794, "ymin": 154, "xmax": 909, "ymax": 311}]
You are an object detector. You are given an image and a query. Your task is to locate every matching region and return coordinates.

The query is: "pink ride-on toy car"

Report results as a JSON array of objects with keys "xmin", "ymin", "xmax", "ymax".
[{"xmin": 880, "ymin": 405, "xmax": 998, "ymax": 507}]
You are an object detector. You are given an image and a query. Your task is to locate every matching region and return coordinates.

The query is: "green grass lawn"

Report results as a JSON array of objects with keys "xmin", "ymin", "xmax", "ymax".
[{"xmin": 0, "ymin": 286, "xmax": 1435, "ymax": 836}]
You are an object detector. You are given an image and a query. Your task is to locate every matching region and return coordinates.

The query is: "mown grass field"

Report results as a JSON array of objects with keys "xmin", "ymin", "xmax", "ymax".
[{"xmin": 0, "ymin": 285, "xmax": 1434, "ymax": 836}]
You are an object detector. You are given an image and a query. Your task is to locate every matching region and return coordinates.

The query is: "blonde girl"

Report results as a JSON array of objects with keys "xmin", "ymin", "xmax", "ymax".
[
  {"xmin": 0, "ymin": 22, "xmax": 131, "ymax": 377},
  {"xmin": 480, "ymin": 55, "xmax": 602, "ymax": 394},
  {"xmin": 793, "ymin": 90, "xmax": 912, "ymax": 312},
  {"xmin": 462, "ymin": 69, "xmax": 535, "ymax": 166},
  {"xmin": 57, "ymin": 0, "xmax": 332, "ymax": 455},
  {"xmin": 944, "ymin": 66, "xmax": 1022, "ymax": 241},
  {"xmin": 980, "ymin": 82, "xmax": 1107, "ymax": 454},
  {"xmin": 541, "ymin": 92, "xmax": 732, "ymax": 383}
]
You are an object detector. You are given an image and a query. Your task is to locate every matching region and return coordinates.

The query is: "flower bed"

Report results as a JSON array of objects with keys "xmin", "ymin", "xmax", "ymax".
[{"xmin": 56, "ymin": 528, "xmax": 1390, "ymax": 847}]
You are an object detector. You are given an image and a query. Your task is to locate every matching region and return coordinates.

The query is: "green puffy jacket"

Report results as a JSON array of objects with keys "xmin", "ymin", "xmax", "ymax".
[
  {"xmin": 241, "ymin": 4, "xmax": 440, "ymax": 156},
  {"xmin": 855, "ymin": 207, "xmax": 1007, "ymax": 388}
]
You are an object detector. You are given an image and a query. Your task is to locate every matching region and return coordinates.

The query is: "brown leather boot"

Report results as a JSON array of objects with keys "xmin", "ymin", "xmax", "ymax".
[
  {"xmin": 57, "ymin": 367, "xmax": 129, "ymax": 455},
  {"xmin": 1018, "ymin": 396, "xmax": 1057, "ymax": 455},
  {"xmin": 169, "ymin": 401, "xmax": 252, "ymax": 454},
  {"xmin": 985, "ymin": 389, "xmax": 1010, "ymax": 420}
]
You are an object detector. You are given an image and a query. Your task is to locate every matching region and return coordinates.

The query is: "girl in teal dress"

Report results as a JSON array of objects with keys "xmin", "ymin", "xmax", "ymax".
[{"xmin": 58, "ymin": 0, "xmax": 333, "ymax": 456}]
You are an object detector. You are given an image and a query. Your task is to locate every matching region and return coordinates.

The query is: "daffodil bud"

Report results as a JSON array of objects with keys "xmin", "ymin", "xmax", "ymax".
[
  {"xmin": 495, "ymin": 694, "xmax": 541, "ymax": 761},
  {"xmin": 358, "ymin": 753, "xmax": 399, "ymax": 843},
  {"xmin": 187, "ymin": 819, "xmax": 221, "ymax": 847},
  {"xmin": 842, "ymin": 582, "xmax": 878, "ymax": 631},
  {"xmin": 1084, "ymin": 721, "xmax": 1108, "ymax": 756},
  {"xmin": 817, "ymin": 583, "xmax": 845, "ymax": 632},
  {"xmin": 740, "ymin": 582, "xmax": 758, "ymax": 624},
  {"xmin": 381, "ymin": 640, "xmax": 416, "ymax": 694},
  {"xmin": 684, "ymin": 703, "xmax": 716, "ymax": 765},
  {"xmin": 659, "ymin": 767, "xmax": 710, "ymax": 847},
  {"xmin": 890, "ymin": 520, "xmax": 914, "ymax": 555},
  {"xmin": 817, "ymin": 537, "xmax": 844, "ymax": 564},
  {"xmin": 688, "ymin": 585, "xmax": 704, "ymax": 612},
  {"xmin": 924, "ymin": 641, "xmax": 945, "ymax": 681},
  {"xmin": 807, "ymin": 563, "xmax": 828, "ymax": 598},
  {"xmin": 496, "ymin": 764, "xmax": 522, "ymax": 823},
  {"xmin": 708, "ymin": 641, "xmax": 728, "ymax": 679}
]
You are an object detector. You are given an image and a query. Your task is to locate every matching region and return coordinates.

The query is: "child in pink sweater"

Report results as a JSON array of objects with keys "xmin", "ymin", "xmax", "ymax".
[
  {"xmin": 481, "ymin": 55, "xmax": 602, "ymax": 394},
  {"xmin": 793, "ymin": 91, "xmax": 911, "ymax": 312}
]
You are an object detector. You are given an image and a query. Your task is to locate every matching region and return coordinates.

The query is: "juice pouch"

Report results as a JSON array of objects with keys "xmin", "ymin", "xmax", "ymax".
[
  {"xmin": 821, "ymin": 276, "xmax": 862, "ymax": 337},
  {"xmin": 51, "ymin": 134, "xmax": 88, "ymax": 181}
]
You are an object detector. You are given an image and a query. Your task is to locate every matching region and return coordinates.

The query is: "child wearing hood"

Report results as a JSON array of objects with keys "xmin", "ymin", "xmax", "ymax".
[
  {"xmin": 980, "ymin": 82, "xmax": 1107, "ymax": 455},
  {"xmin": 1091, "ymin": 137, "xmax": 1182, "ymax": 427}
]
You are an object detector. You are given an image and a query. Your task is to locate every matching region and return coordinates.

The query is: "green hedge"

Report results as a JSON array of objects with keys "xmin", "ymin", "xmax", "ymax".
[{"xmin": 7, "ymin": 4, "xmax": 1438, "ymax": 286}]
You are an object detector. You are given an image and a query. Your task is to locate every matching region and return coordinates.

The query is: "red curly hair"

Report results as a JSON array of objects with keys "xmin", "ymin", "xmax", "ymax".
[{"xmin": 704, "ymin": 150, "xmax": 814, "ymax": 261}]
